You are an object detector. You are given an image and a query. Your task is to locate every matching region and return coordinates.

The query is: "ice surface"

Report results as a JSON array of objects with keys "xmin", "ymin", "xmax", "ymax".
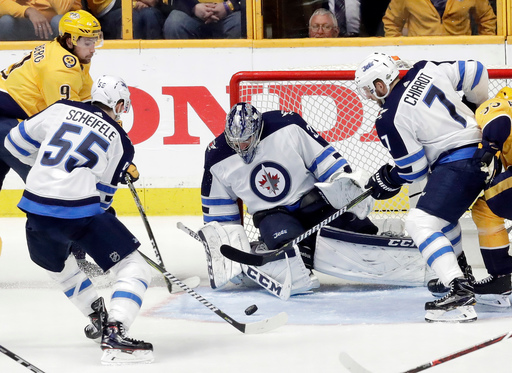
[{"xmin": 1, "ymin": 216, "xmax": 511, "ymax": 373}]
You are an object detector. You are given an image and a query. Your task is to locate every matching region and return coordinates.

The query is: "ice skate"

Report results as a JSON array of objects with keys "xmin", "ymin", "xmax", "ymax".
[
  {"xmin": 101, "ymin": 321, "xmax": 154, "ymax": 365},
  {"xmin": 474, "ymin": 274, "xmax": 512, "ymax": 307},
  {"xmin": 425, "ymin": 278, "xmax": 477, "ymax": 323},
  {"xmin": 84, "ymin": 297, "xmax": 108, "ymax": 342},
  {"xmin": 427, "ymin": 252, "xmax": 474, "ymax": 297}
]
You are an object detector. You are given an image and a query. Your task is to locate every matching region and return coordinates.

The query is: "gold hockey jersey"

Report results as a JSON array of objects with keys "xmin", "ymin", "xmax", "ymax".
[
  {"xmin": 475, "ymin": 97, "xmax": 512, "ymax": 169},
  {"xmin": 0, "ymin": 40, "xmax": 93, "ymax": 118}
]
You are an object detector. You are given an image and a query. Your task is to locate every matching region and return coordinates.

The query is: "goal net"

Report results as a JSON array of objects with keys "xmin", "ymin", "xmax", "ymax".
[{"xmin": 229, "ymin": 68, "xmax": 512, "ymax": 241}]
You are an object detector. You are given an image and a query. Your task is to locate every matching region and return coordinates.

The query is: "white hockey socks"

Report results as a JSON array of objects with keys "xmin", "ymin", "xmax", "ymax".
[
  {"xmin": 108, "ymin": 251, "xmax": 152, "ymax": 330},
  {"xmin": 406, "ymin": 208, "xmax": 463, "ymax": 286},
  {"xmin": 198, "ymin": 221, "xmax": 245, "ymax": 289},
  {"xmin": 47, "ymin": 254, "xmax": 99, "ymax": 317}
]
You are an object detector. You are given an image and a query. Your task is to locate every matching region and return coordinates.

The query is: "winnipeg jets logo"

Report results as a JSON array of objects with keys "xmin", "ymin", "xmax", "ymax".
[
  {"xmin": 250, "ymin": 162, "xmax": 291, "ymax": 202},
  {"xmin": 207, "ymin": 139, "xmax": 217, "ymax": 151},
  {"xmin": 376, "ymin": 108, "xmax": 388, "ymax": 120},
  {"xmin": 259, "ymin": 164, "xmax": 280, "ymax": 194}
]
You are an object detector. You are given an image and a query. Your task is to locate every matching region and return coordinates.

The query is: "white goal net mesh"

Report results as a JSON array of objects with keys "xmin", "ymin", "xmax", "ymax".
[{"xmin": 230, "ymin": 68, "xmax": 512, "ymax": 241}]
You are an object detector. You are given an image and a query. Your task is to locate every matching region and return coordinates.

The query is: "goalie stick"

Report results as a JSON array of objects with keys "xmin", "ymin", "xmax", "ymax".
[
  {"xmin": 125, "ymin": 176, "xmax": 200, "ymax": 293},
  {"xmin": 176, "ymin": 222, "xmax": 292, "ymax": 301},
  {"xmin": 220, "ymin": 188, "xmax": 373, "ymax": 266},
  {"xmin": 138, "ymin": 250, "xmax": 288, "ymax": 334},
  {"xmin": 339, "ymin": 330, "xmax": 512, "ymax": 373},
  {"xmin": 0, "ymin": 345, "xmax": 45, "ymax": 373}
]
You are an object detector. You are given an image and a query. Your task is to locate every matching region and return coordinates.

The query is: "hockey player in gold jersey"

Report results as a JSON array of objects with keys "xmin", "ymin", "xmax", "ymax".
[
  {"xmin": 470, "ymin": 87, "xmax": 512, "ymax": 306},
  {"xmin": 0, "ymin": 10, "xmax": 102, "ymax": 120},
  {"xmin": 0, "ymin": 9, "xmax": 103, "ymax": 265},
  {"xmin": 0, "ymin": 9, "xmax": 102, "ymax": 188}
]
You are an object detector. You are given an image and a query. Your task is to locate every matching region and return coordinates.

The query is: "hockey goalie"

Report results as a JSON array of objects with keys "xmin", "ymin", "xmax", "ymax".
[{"xmin": 195, "ymin": 102, "xmax": 433, "ymax": 300}]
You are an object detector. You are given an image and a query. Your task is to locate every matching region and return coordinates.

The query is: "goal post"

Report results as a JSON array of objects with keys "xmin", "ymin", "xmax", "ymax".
[{"xmin": 229, "ymin": 68, "xmax": 512, "ymax": 240}]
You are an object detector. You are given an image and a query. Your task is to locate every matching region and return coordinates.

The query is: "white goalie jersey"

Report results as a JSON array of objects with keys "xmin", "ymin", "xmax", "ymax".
[{"xmin": 5, "ymin": 99, "xmax": 135, "ymax": 218}]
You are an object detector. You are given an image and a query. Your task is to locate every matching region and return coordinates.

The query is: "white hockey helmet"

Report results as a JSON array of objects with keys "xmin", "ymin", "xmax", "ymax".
[
  {"xmin": 224, "ymin": 103, "xmax": 263, "ymax": 164},
  {"xmin": 91, "ymin": 75, "xmax": 131, "ymax": 120},
  {"xmin": 355, "ymin": 52, "xmax": 400, "ymax": 100}
]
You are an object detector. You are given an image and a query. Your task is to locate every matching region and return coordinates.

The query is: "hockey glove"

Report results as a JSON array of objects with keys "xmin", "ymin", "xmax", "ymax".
[
  {"xmin": 473, "ymin": 141, "xmax": 501, "ymax": 184},
  {"xmin": 121, "ymin": 163, "xmax": 140, "ymax": 184},
  {"xmin": 365, "ymin": 164, "xmax": 402, "ymax": 200}
]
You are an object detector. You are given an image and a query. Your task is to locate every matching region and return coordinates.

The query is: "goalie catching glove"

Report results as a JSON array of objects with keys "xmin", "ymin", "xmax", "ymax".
[
  {"xmin": 365, "ymin": 164, "xmax": 403, "ymax": 200},
  {"xmin": 314, "ymin": 169, "xmax": 375, "ymax": 219}
]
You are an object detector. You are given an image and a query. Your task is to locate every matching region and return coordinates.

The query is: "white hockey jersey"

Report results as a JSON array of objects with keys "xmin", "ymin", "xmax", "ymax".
[
  {"xmin": 377, "ymin": 60, "xmax": 488, "ymax": 183},
  {"xmin": 5, "ymin": 100, "xmax": 134, "ymax": 218},
  {"xmin": 201, "ymin": 110, "xmax": 351, "ymax": 224}
]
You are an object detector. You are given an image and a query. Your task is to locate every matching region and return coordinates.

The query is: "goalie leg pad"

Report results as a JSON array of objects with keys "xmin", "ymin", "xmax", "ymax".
[
  {"xmin": 313, "ymin": 226, "xmax": 434, "ymax": 286},
  {"xmin": 314, "ymin": 169, "xmax": 375, "ymax": 220},
  {"xmin": 198, "ymin": 222, "xmax": 245, "ymax": 289},
  {"xmin": 243, "ymin": 244, "xmax": 320, "ymax": 296}
]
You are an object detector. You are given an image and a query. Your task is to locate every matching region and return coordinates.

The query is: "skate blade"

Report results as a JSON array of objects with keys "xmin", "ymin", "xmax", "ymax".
[
  {"xmin": 476, "ymin": 294, "xmax": 511, "ymax": 308},
  {"xmin": 101, "ymin": 349, "xmax": 154, "ymax": 365},
  {"xmin": 425, "ymin": 305, "xmax": 477, "ymax": 323}
]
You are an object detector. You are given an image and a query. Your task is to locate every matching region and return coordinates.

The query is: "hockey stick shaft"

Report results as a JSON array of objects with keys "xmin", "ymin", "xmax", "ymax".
[
  {"xmin": 138, "ymin": 250, "xmax": 288, "ymax": 334},
  {"xmin": 125, "ymin": 176, "xmax": 173, "ymax": 292},
  {"xmin": 339, "ymin": 331, "xmax": 512, "ymax": 373},
  {"xmin": 0, "ymin": 345, "xmax": 45, "ymax": 373},
  {"xmin": 221, "ymin": 188, "xmax": 373, "ymax": 266},
  {"xmin": 401, "ymin": 331, "xmax": 512, "ymax": 373}
]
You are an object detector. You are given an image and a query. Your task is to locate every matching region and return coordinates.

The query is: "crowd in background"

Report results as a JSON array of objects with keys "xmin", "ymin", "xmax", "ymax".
[{"xmin": 0, "ymin": 0, "xmax": 499, "ymax": 41}]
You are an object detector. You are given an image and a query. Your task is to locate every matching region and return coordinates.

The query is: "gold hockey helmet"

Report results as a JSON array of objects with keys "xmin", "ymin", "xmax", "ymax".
[
  {"xmin": 496, "ymin": 87, "xmax": 512, "ymax": 100},
  {"xmin": 59, "ymin": 10, "xmax": 103, "ymax": 47}
]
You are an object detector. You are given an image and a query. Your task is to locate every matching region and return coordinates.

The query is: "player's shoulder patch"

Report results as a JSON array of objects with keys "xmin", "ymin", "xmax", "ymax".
[{"xmin": 62, "ymin": 55, "xmax": 77, "ymax": 68}]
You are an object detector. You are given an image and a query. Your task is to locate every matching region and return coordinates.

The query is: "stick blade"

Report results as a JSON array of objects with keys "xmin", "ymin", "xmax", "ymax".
[
  {"xmin": 170, "ymin": 276, "xmax": 201, "ymax": 293},
  {"xmin": 220, "ymin": 244, "xmax": 265, "ymax": 265},
  {"xmin": 339, "ymin": 352, "xmax": 374, "ymax": 373},
  {"xmin": 243, "ymin": 312, "xmax": 288, "ymax": 334}
]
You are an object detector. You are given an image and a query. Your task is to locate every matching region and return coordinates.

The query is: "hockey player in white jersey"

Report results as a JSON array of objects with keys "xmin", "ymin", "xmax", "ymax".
[
  {"xmin": 355, "ymin": 53, "xmax": 491, "ymax": 322},
  {"xmin": 199, "ymin": 102, "xmax": 377, "ymax": 296},
  {"xmin": 4, "ymin": 75, "xmax": 154, "ymax": 364}
]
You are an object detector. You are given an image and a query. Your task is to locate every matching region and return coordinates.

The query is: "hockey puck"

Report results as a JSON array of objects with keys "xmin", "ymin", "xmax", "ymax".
[{"xmin": 245, "ymin": 304, "xmax": 258, "ymax": 315}]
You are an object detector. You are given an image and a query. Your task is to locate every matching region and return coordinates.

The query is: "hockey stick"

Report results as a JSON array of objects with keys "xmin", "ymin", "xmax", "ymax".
[
  {"xmin": 339, "ymin": 331, "xmax": 512, "ymax": 373},
  {"xmin": 0, "ymin": 345, "xmax": 45, "ymax": 373},
  {"xmin": 138, "ymin": 250, "xmax": 288, "ymax": 334},
  {"xmin": 125, "ymin": 176, "xmax": 200, "ymax": 293},
  {"xmin": 176, "ymin": 222, "xmax": 292, "ymax": 300},
  {"xmin": 220, "ymin": 188, "xmax": 373, "ymax": 266}
]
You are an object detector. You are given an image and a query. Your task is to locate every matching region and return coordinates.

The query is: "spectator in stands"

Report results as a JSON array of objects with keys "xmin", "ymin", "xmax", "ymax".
[
  {"xmin": 308, "ymin": 8, "xmax": 339, "ymax": 38},
  {"xmin": 383, "ymin": 0, "xmax": 496, "ymax": 37},
  {"xmin": 84, "ymin": 0, "xmax": 170, "ymax": 39},
  {"xmin": 163, "ymin": 0, "xmax": 242, "ymax": 39},
  {"xmin": 0, "ymin": 0, "xmax": 81, "ymax": 40},
  {"xmin": 322, "ymin": 0, "xmax": 360, "ymax": 37}
]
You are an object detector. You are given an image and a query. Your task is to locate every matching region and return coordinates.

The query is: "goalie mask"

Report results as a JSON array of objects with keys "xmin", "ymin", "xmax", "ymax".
[
  {"xmin": 355, "ymin": 52, "xmax": 400, "ymax": 101},
  {"xmin": 91, "ymin": 75, "xmax": 131, "ymax": 120},
  {"xmin": 225, "ymin": 103, "xmax": 263, "ymax": 164}
]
